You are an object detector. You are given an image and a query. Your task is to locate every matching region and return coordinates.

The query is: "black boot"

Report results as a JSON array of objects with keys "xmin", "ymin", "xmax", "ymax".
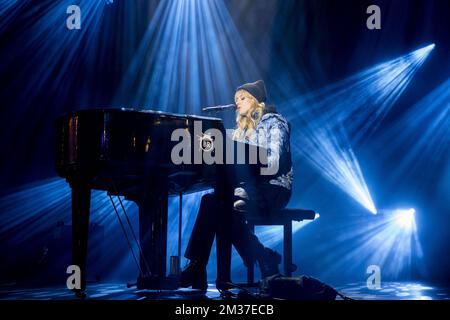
[
  {"xmin": 179, "ymin": 260, "xmax": 207, "ymax": 291},
  {"xmin": 257, "ymin": 248, "xmax": 281, "ymax": 278},
  {"xmin": 215, "ymin": 277, "xmax": 233, "ymax": 291}
]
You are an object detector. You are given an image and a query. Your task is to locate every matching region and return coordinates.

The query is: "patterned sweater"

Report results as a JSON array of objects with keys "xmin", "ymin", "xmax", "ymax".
[{"xmin": 233, "ymin": 106, "xmax": 293, "ymax": 191}]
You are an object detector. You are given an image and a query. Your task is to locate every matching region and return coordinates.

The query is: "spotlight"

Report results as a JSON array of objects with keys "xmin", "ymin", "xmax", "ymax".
[
  {"xmin": 115, "ymin": 0, "xmax": 260, "ymax": 112},
  {"xmin": 413, "ymin": 43, "xmax": 435, "ymax": 58},
  {"xmin": 281, "ymin": 44, "xmax": 436, "ymax": 215},
  {"xmin": 394, "ymin": 208, "xmax": 416, "ymax": 230},
  {"xmin": 379, "ymin": 77, "xmax": 450, "ymax": 178},
  {"xmin": 315, "ymin": 206, "xmax": 423, "ymax": 280}
]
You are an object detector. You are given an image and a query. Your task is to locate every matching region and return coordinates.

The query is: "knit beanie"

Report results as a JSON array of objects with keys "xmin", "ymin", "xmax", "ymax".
[{"xmin": 236, "ymin": 80, "xmax": 267, "ymax": 103}]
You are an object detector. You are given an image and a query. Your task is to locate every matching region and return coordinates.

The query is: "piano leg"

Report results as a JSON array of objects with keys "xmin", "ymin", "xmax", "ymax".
[
  {"xmin": 70, "ymin": 180, "xmax": 91, "ymax": 297},
  {"xmin": 137, "ymin": 185, "xmax": 176, "ymax": 289},
  {"xmin": 215, "ymin": 169, "xmax": 234, "ymax": 289},
  {"xmin": 216, "ymin": 217, "xmax": 232, "ymax": 289}
]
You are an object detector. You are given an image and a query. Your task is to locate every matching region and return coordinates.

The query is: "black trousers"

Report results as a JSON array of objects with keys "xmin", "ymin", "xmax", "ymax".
[{"xmin": 184, "ymin": 184, "xmax": 291, "ymax": 268}]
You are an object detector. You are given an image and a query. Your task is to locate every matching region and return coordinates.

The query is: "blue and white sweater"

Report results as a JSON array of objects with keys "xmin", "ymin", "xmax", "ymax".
[{"xmin": 233, "ymin": 106, "xmax": 293, "ymax": 191}]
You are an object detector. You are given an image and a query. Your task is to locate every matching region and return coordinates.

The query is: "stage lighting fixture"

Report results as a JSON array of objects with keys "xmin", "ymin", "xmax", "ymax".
[
  {"xmin": 394, "ymin": 208, "xmax": 416, "ymax": 230},
  {"xmin": 378, "ymin": 77, "xmax": 449, "ymax": 179},
  {"xmin": 413, "ymin": 44, "xmax": 435, "ymax": 58},
  {"xmin": 279, "ymin": 44, "xmax": 436, "ymax": 215},
  {"xmin": 115, "ymin": 0, "xmax": 261, "ymax": 113},
  {"xmin": 313, "ymin": 206, "xmax": 422, "ymax": 280}
]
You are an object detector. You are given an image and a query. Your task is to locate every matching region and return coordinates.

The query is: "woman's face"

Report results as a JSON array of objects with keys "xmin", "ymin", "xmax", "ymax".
[{"xmin": 234, "ymin": 90, "xmax": 255, "ymax": 117}]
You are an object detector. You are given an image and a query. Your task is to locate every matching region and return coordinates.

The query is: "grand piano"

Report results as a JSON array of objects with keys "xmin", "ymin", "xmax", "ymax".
[{"xmin": 55, "ymin": 108, "xmax": 267, "ymax": 296}]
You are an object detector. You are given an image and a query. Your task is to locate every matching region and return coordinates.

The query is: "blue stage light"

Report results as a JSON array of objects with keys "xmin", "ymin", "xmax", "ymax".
[
  {"xmin": 279, "ymin": 44, "xmax": 435, "ymax": 214},
  {"xmin": 0, "ymin": 0, "xmax": 113, "ymax": 156},
  {"xmin": 0, "ymin": 0, "xmax": 17, "ymax": 16},
  {"xmin": 115, "ymin": 0, "xmax": 261, "ymax": 113},
  {"xmin": 394, "ymin": 208, "xmax": 416, "ymax": 230},
  {"xmin": 413, "ymin": 43, "xmax": 435, "ymax": 58},
  {"xmin": 378, "ymin": 77, "xmax": 449, "ymax": 180},
  {"xmin": 0, "ymin": 178, "xmax": 141, "ymax": 280},
  {"xmin": 312, "ymin": 207, "xmax": 423, "ymax": 281},
  {"xmin": 0, "ymin": 0, "xmax": 27, "ymax": 32}
]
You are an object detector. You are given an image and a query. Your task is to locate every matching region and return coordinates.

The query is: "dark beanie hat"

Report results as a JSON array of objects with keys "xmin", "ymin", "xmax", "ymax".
[{"xmin": 236, "ymin": 80, "xmax": 267, "ymax": 103}]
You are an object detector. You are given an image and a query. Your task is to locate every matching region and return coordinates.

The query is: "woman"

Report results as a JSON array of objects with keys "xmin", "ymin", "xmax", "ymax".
[{"xmin": 180, "ymin": 80, "xmax": 293, "ymax": 290}]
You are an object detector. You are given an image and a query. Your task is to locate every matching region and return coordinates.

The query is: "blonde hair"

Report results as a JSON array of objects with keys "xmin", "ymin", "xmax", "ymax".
[{"xmin": 233, "ymin": 90, "xmax": 266, "ymax": 141}]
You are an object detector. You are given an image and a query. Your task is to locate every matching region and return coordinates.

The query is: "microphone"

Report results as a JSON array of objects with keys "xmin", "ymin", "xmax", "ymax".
[{"xmin": 202, "ymin": 104, "xmax": 236, "ymax": 112}]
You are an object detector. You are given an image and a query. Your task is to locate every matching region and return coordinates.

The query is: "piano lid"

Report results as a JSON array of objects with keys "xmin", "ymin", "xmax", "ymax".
[{"xmin": 60, "ymin": 107, "xmax": 223, "ymax": 122}]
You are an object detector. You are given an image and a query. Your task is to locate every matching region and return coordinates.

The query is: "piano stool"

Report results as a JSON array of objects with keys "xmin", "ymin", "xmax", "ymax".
[{"xmin": 244, "ymin": 208, "xmax": 317, "ymax": 285}]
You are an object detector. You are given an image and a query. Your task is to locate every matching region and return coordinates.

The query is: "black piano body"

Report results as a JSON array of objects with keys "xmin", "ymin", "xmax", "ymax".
[{"xmin": 55, "ymin": 108, "xmax": 267, "ymax": 295}]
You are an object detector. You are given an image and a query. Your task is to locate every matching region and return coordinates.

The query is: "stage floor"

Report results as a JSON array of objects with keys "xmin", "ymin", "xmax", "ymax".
[{"xmin": 0, "ymin": 281, "xmax": 449, "ymax": 300}]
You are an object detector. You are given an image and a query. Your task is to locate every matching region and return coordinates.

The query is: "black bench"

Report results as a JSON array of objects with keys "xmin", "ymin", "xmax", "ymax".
[{"xmin": 245, "ymin": 208, "xmax": 317, "ymax": 284}]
